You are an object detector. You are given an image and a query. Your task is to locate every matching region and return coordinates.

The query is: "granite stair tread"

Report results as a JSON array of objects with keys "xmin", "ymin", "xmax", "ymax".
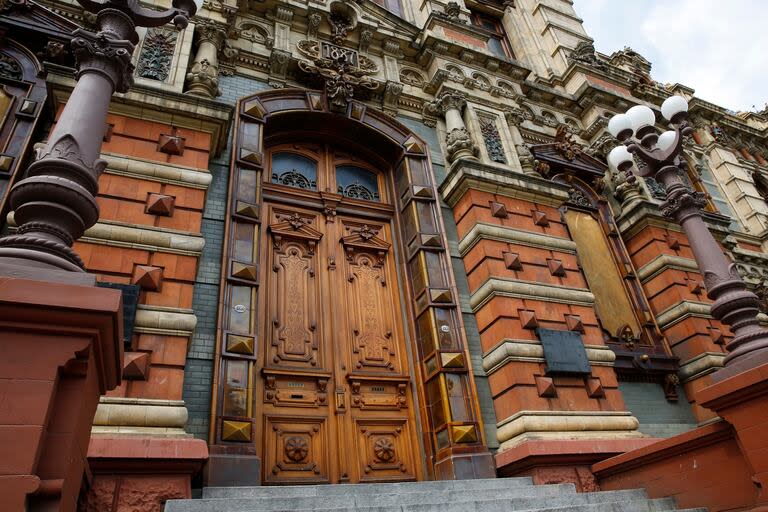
[{"xmin": 166, "ymin": 479, "xmax": 705, "ymax": 512}]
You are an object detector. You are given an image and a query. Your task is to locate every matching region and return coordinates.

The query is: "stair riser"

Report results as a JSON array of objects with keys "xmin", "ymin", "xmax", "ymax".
[{"xmin": 203, "ymin": 477, "xmax": 534, "ymax": 499}]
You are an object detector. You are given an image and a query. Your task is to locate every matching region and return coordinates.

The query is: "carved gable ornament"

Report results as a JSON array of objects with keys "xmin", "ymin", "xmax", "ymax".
[
  {"xmin": 341, "ymin": 223, "xmax": 390, "ymax": 265},
  {"xmin": 269, "ymin": 211, "xmax": 324, "ymax": 254},
  {"xmin": 529, "ymin": 128, "xmax": 607, "ymax": 180}
]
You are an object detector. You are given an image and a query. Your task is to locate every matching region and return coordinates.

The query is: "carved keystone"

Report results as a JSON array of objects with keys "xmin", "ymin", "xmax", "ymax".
[
  {"xmin": 157, "ymin": 133, "xmax": 186, "ymax": 155},
  {"xmin": 146, "ymin": 193, "xmax": 175, "ymax": 216},
  {"xmin": 490, "ymin": 201, "xmax": 508, "ymax": 218},
  {"xmin": 565, "ymin": 314, "xmax": 585, "ymax": 332},
  {"xmin": 586, "ymin": 377, "xmax": 605, "ymax": 398},
  {"xmin": 123, "ymin": 351, "xmax": 150, "ymax": 380},
  {"xmin": 547, "ymin": 258, "xmax": 566, "ymax": 277},
  {"xmin": 518, "ymin": 309, "xmax": 538, "ymax": 329},
  {"xmin": 535, "ymin": 375, "xmax": 556, "ymax": 397},
  {"xmin": 532, "ymin": 210, "xmax": 549, "ymax": 226},
  {"xmin": 132, "ymin": 265, "xmax": 163, "ymax": 291},
  {"xmin": 503, "ymin": 251, "xmax": 522, "ymax": 270}
]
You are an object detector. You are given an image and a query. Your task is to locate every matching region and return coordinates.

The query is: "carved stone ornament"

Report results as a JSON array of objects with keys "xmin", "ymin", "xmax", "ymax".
[
  {"xmin": 568, "ymin": 40, "xmax": 604, "ymax": 69},
  {"xmin": 328, "ymin": 9, "xmax": 354, "ymax": 45},
  {"xmin": 439, "ymin": 1, "xmax": 465, "ymax": 23},
  {"xmin": 566, "ymin": 188, "xmax": 594, "ymax": 209},
  {"xmin": 478, "ymin": 114, "xmax": 506, "ymax": 163},
  {"xmin": 307, "ymin": 12, "xmax": 322, "ymax": 38},
  {"xmin": 297, "ymin": 41, "xmax": 378, "ymax": 112},
  {"xmin": 0, "ymin": 53, "xmax": 23, "ymax": 81},
  {"xmin": 553, "ymin": 125, "xmax": 582, "ymax": 161},
  {"xmin": 445, "ymin": 127, "xmax": 477, "ymax": 161},
  {"xmin": 136, "ymin": 27, "xmax": 177, "ymax": 81}
]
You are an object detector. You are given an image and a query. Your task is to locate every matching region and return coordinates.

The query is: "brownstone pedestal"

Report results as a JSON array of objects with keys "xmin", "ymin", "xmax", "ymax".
[
  {"xmin": 0, "ymin": 274, "xmax": 122, "ymax": 512},
  {"xmin": 698, "ymin": 362, "xmax": 768, "ymax": 510}
]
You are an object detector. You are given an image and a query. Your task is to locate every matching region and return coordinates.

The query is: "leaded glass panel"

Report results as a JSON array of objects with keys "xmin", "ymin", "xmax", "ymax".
[
  {"xmin": 336, "ymin": 165, "xmax": 380, "ymax": 201},
  {"xmin": 271, "ymin": 152, "xmax": 318, "ymax": 190}
]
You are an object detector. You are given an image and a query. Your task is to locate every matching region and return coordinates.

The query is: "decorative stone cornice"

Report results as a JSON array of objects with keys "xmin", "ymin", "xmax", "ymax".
[
  {"xmin": 470, "ymin": 277, "xmax": 595, "ymax": 312},
  {"xmin": 458, "ymin": 222, "xmax": 577, "ymax": 257},
  {"xmin": 440, "ymin": 158, "xmax": 570, "ymax": 208},
  {"xmin": 482, "ymin": 339, "xmax": 615, "ymax": 375}
]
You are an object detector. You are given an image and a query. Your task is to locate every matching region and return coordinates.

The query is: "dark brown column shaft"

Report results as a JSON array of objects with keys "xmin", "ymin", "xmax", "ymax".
[
  {"xmin": 0, "ymin": 1, "xmax": 198, "ymax": 272},
  {"xmin": 655, "ymin": 160, "xmax": 768, "ymax": 380}
]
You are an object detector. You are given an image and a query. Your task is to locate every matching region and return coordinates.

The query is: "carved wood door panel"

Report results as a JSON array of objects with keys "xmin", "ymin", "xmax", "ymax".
[{"xmin": 256, "ymin": 145, "xmax": 421, "ymax": 485}]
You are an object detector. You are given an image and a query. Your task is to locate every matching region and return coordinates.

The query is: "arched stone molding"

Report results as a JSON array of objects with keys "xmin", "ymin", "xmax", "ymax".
[{"xmin": 208, "ymin": 88, "xmax": 495, "ymax": 482}]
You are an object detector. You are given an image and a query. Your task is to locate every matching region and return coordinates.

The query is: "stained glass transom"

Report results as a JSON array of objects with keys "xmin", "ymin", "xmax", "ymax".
[
  {"xmin": 336, "ymin": 165, "xmax": 380, "ymax": 201},
  {"xmin": 271, "ymin": 153, "xmax": 318, "ymax": 190}
]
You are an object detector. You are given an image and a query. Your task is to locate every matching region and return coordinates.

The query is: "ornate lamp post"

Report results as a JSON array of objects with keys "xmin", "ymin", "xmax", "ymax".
[
  {"xmin": 0, "ymin": 0, "xmax": 202, "ymax": 272},
  {"xmin": 606, "ymin": 97, "xmax": 768, "ymax": 380}
]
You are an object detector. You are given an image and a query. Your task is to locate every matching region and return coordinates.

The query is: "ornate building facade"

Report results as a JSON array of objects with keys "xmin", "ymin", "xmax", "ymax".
[{"xmin": 1, "ymin": 0, "xmax": 768, "ymax": 510}]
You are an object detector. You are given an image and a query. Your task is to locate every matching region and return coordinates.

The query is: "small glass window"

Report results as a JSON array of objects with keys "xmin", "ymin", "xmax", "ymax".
[
  {"xmin": 336, "ymin": 165, "xmax": 380, "ymax": 202},
  {"xmin": 271, "ymin": 153, "xmax": 317, "ymax": 191}
]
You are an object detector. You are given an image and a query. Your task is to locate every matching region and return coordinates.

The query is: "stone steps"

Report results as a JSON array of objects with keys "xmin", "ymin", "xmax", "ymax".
[{"xmin": 165, "ymin": 478, "xmax": 707, "ymax": 512}]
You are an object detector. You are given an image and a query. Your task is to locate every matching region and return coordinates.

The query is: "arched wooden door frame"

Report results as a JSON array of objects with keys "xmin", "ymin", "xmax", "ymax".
[{"xmin": 209, "ymin": 89, "xmax": 494, "ymax": 482}]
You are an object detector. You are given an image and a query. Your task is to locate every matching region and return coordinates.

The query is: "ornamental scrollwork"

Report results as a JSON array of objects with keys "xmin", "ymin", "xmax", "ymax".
[
  {"xmin": 71, "ymin": 31, "xmax": 135, "ymax": 93},
  {"xmin": 0, "ymin": 53, "xmax": 22, "ymax": 81}
]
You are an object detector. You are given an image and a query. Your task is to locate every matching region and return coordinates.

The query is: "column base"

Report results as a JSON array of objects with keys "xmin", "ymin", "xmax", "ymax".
[{"xmin": 205, "ymin": 446, "xmax": 262, "ymax": 487}]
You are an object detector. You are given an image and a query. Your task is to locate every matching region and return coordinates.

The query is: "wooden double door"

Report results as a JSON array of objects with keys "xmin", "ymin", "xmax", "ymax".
[{"xmin": 255, "ymin": 144, "xmax": 422, "ymax": 484}]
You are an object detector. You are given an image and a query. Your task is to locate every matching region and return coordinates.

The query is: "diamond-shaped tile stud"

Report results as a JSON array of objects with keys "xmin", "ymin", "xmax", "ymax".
[
  {"xmin": 503, "ymin": 252, "xmax": 522, "ymax": 270},
  {"xmin": 132, "ymin": 265, "xmax": 163, "ymax": 291},
  {"xmin": 451, "ymin": 425, "xmax": 478, "ymax": 443},
  {"xmin": 146, "ymin": 193, "xmax": 175, "ymax": 216},
  {"xmin": 535, "ymin": 375, "xmax": 556, "ymax": 397},
  {"xmin": 565, "ymin": 314, "xmax": 585, "ymax": 332},
  {"xmin": 157, "ymin": 133, "xmax": 186, "ymax": 155},
  {"xmin": 688, "ymin": 279, "xmax": 704, "ymax": 295},
  {"xmin": 235, "ymin": 201, "xmax": 259, "ymax": 219},
  {"xmin": 123, "ymin": 351, "xmax": 150, "ymax": 380},
  {"xmin": 226, "ymin": 334, "xmax": 255, "ymax": 355},
  {"xmin": 490, "ymin": 201, "xmax": 508, "ymax": 218},
  {"xmin": 708, "ymin": 326, "xmax": 725, "ymax": 345},
  {"xmin": 666, "ymin": 235, "xmax": 681, "ymax": 250},
  {"xmin": 547, "ymin": 258, "xmax": 566, "ymax": 276},
  {"xmin": 532, "ymin": 210, "xmax": 549, "ymax": 226},
  {"xmin": 404, "ymin": 136, "xmax": 425, "ymax": 154},
  {"xmin": 586, "ymin": 377, "xmax": 605, "ymax": 398},
  {"xmin": 519, "ymin": 309, "xmax": 538, "ymax": 329},
  {"xmin": 232, "ymin": 261, "xmax": 258, "ymax": 281},
  {"xmin": 440, "ymin": 352, "xmax": 465, "ymax": 368},
  {"xmin": 222, "ymin": 420, "xmax": 252, "ymax": 442},
  {"xmin": 430, "ymin": 289, "xmax": 453, "ymax": 303}
]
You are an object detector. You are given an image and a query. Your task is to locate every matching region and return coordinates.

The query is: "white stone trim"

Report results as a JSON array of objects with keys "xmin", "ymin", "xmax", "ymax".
[
  {"xmin": 482, "ymin": 339, "xmax": 615, "ymax": 375},
  {"xmin": 103, "ymin": 153, "xmax": 212, "ymax": 189},
  {"xmin": 134, "ymin": 305, "xmax": 198, "ymax": 337},
  {"xmin": 636, "ymin": 254, "xmax": 699, "ymax": 284},
  {"xmin": 677, "ymin": 352, "xmax": 726, "ymax": 383},
  {"xmin": 94, "ymin": 397, "xmax": 188, "ymax": 432},
  {"xmin": 496, "ymin": 410, "xmax": 642, "ymax": 448},
  {"xmin": 458, "ymin": 222, "xmax": 577, "ymax": 257},
  {"xmin": 470, "ymin": 277, "xmax": 595, "ymax": 311}
]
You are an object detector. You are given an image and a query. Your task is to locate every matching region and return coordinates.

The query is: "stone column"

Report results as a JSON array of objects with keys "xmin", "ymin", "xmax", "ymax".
[
  {"xmin": 430, "ymin": 91, "xmax": 478, "ymax": 163},
  {"xmin": 185, "ymin": 22, "xmax": 225, "ymax": 98}
]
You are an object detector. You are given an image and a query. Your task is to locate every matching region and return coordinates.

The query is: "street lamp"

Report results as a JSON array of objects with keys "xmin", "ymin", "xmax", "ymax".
[
  {"xmin": 0, "ymin": 0, "xmax": 202, "ymax": 272},
  {"xmin": 607, "ymin": 96, "xmax": 768, "ymax": 380}
]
